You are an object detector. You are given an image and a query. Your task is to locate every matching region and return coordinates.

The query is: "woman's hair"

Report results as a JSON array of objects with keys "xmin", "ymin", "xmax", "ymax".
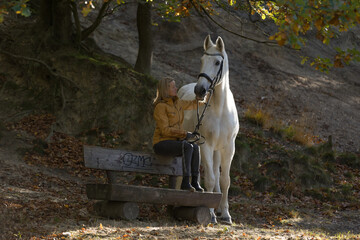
[{"xmin": 153, "ymin": 77, "xmax": 174, "ymax": 106}]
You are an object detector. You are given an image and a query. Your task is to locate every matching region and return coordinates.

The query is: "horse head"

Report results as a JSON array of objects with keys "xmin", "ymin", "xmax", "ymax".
[{"xmin": 194, "ymin": 35, "xmax": 227, "ymax": 100}]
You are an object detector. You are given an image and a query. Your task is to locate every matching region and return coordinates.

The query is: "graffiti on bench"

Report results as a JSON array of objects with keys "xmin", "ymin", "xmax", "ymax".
[
  {"xmin": 84, "ymin": 145, "xmax": 182, "ymax": 176},
  {"xmin": 116, "ymin": 152, "xmax": 153, "ymax": 170}
]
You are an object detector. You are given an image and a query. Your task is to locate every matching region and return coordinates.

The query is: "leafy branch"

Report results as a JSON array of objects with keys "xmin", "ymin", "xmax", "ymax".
[{"xmin": 191, "ymin": 0, "xmax": 278, "ymax": 45}]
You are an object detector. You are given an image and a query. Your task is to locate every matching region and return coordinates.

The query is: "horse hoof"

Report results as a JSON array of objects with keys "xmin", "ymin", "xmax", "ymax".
[
  {"xmin": 211, "ymin": 216, "xmax": 218, "ymax": 224},
  {"xmin": 219, "ymin": 217, "xmax": 232, "ymax": 225}
]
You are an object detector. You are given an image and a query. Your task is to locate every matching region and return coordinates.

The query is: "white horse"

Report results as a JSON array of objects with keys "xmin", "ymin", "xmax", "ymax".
[{"xmin": 178, "ymin": 35, "xmax": 239, "ymax": 224}]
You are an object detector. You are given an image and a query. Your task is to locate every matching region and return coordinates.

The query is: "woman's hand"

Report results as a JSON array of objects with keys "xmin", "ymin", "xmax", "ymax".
[
  {"xmin": 186, "ymin": 132, "xmax": 200, "ymax": 142},
  {"xmin": 197, "ymin": 91, "xmax": 210, "ymax": 102}
]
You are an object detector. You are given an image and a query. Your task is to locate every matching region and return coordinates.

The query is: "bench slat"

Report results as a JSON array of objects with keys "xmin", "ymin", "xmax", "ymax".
[
  {"xmin": 84, "ymin": 145, "xmax": 183, "ymax": 176},
  {"xmin": 86, "ymin": 184, "xmax": 222, "ymax": 208}
]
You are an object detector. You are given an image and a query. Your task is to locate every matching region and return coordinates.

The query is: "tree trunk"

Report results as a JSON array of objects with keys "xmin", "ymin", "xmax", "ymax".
[
  {"xmin": 37, "ymin": 0, "xmax": 113, "ymax": 45},
  {"xmin": 134, "ymin": 1, "xmax": 153, "ymax": 75},
  {"xmin": 38, "ymin": 0, "xmax": 52, "ymax": 31},
  {"xmin": 52, "ymin": 0, "xmax": 72, "ymax": 44},
  {"xmin": 37, "ymin": 0, "xmax": 73, "ymax": 45}
]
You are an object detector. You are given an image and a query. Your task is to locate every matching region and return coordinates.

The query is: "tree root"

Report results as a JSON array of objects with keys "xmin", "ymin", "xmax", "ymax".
[
  {"xmin": 1, "ymin": 110, "xmax": 33, "ymax": 122},
  {"xmin": 0, "ymin": 79, "xmax": 8, "ymax": 97},
  {"xmin": 0, "ymin": 49, "xmax": 84, "ymax": 112},
  {"xmin": 0, "ymin": 49, "xmax": 82, "ymax": 91}
]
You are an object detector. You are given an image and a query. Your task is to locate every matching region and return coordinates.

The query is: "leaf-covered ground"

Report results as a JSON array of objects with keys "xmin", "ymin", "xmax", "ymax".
[{"xmin": 1, "ymin": 113, "xmax": 360, "ymax": 240}]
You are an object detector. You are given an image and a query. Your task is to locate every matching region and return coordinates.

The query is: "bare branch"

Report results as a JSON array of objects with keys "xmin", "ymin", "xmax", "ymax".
[
  {"xmin": 103, "ymin": 1, "xmax": 136, "ymax": 18},
  {"xmin": 81, "ymin": 0, "xmax": 114, "ymax": 41},
  {"xmin": 189, "ymin": 0, "xmax": 205, "ymax": 18},
  {"xmin": 103, "ymin": 4, "xmax": 122, "ymax": 17},
  {"xmin": 70, "ymin": 0, "xmax": 82, "ymax": 44}
]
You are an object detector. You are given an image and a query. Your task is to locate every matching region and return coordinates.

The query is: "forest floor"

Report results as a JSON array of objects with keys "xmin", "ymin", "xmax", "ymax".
[{"xmin": 1, "ymin": 113, "xmax": 360, "ymax": 240}]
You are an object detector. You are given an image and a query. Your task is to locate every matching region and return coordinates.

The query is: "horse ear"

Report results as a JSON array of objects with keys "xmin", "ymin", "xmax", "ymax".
[
  {"xmin": 215, "ymin": 36, "xmax": 225, "ymax": 52},
  {"xmin": 204, "ymin": 35, "xmax": 214, "ymax": 51}
]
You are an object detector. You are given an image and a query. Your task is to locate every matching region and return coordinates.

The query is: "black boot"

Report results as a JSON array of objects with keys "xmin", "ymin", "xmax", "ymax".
[
  {"xmin": 191, "ymin": 176, "xmax": 204, "ymax": 192},
  {"xmin": 181, "ymin": 176, "xmax": 195, "ymax": 192}
]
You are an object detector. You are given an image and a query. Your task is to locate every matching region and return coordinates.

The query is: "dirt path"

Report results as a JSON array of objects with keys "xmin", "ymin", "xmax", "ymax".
[{"xmin": 1, "ymin": 128, "xmax": 360, "ymax": 240}]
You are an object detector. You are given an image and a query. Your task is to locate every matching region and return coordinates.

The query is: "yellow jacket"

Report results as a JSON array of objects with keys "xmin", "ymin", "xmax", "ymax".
[{"xmin": 153, "ymin": 96, "xmax": 198, "ymax": 145}]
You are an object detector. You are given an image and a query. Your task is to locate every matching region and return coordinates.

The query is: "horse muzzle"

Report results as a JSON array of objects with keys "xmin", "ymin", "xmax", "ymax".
[
  {"xmin": 194, "ymin": 84, "xmax": 207, "ymax": 100},
  {"xmin": 195, "ymin": 72, "xmax": 213, "ymax": 100}
]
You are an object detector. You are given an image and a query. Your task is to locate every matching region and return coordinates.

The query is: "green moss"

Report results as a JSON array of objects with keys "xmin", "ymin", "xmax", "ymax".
[
  {"xmin": 228, "ymin": 185, "xmax": 243, "ymax": 196},
  {"xmin": 292, "ymin": 153, "xmax": 311, "ymax": 169},
  {"xmin": 322, "ymin": 151, "xmax": 336, "ymax": 162},
  {"xmin": 253, "ymin": 176, "xmax": 272, "ymax": 192},
  {"xmin": 134, "ymin": 174, "xmax": 143, "ymax": 181},
  {"xmin": 299, "ymin": 173, "xmax": 313, "ymax": 187},
  {"xmin": 253, "ymin": 129, "xmax": 264, "ymax": 138},
  {"xmin": 20, "ymin": 100, "xmax": 37, "ymax": 110},
  {"xmin": 149, "ymin": 176, "xmax": 159, "ymax": 186},
  {"xmin": 341, "ymin": 183, "xmax": 353, "ymax": 196},
  {"xmin": 344, "ymin": 171, "xmax": 354, "ymax": 179},
  {"xmin": 304, "ymin": 188, "xmax": 331, "ymax": 201},
  {"xmin": 305, "ymin": 141, "xmax": 333, "ymax": 158},
  {"xmin": 0, "ymin": 121, "xmax": 4, "ymax": 140},
  {"xmin": 282, "ymin": 125, "xmax": 296, "ymax": 139},
  {"xmin": 305, "ymin": 145, "xmax": 318, "ymax": 156},
  {"xmin": 324, "ymin": 162, "xmax": 336, "ymax": 173},
  {"xmin": 3, "ymin": 80, "xmax": 20, "ymax": 90},
  {"xmin": 69, "ymin": 52, "xmax": 128, "ymax": 70},
  {"xmin": 337, "ymin": 153, "xmax": 360, "ymax": 168}
]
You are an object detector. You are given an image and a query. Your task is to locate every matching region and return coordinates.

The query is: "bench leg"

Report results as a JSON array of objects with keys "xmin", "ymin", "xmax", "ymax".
[
  {"xmin": 173, "ymin": 206, "xmax": 211, "ymax": 226},
  {"xmin": 94, "ymin": 201, "xmax": 139, "ymax": 220},
  {"xmin": 169, "ymin": 176, "xmax": 182, "ymax": 189}
]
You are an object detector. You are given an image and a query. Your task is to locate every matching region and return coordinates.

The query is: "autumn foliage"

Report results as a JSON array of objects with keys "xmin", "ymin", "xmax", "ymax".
[{"xmin": 1, "ymin": 0, "xmax": 359, "ymax": 71}]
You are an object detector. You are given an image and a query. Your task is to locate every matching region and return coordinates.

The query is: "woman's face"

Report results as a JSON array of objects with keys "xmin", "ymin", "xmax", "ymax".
[{"xmin": 168, "ymin": 80, "xmax": 177, "ymax": 97}]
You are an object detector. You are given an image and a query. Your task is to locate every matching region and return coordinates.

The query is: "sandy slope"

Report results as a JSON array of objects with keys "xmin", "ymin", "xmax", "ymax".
[{"xmin": 85, "ymin": 4, "xmax": 360, "ymax": 152}]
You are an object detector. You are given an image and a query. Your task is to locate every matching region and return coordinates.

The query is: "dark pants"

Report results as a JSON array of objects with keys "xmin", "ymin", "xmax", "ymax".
[{"xmin": 153, "ymin": 140, "xmax": 200, "ymax": 177}]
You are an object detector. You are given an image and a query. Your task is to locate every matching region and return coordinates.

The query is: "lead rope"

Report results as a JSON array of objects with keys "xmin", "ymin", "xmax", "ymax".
[
  {"xmin": 189, "ymin": 53, "xmax": 224, "ymax": 144},
  {"xmin": 188, "ymin": 89, "xmax": 213, "ymax": 145},
  {"xmin": 195, "ymin": 88, "xmax": 213, "ymax": 134}
]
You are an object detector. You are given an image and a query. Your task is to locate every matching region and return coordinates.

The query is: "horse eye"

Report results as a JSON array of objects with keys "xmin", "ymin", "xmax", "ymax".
[{"xmin": 215, "ymin": 61, "xmax": 220, "ymax": 66}]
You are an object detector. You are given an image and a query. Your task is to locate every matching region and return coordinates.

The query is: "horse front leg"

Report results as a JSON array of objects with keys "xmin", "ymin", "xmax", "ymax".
[
  {"xmin": 200, "ymin": 144, "xmax": 217, "ymax": 223},
  {"xmin": 213, "ymin": 150, "xmax": 222, "ymax": 216},
  {"xmin": 213, "ymin": 150, "xmax": 221, "ymax": 193},
  {"xmin": 218, "ymin": 142, "xmax": 236, "ymax": 225}
]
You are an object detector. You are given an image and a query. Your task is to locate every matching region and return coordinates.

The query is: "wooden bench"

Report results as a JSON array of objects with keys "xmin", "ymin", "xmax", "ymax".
[{"xmin": 84, "ymin": 145, "xmax": 222, "ymax": 225}]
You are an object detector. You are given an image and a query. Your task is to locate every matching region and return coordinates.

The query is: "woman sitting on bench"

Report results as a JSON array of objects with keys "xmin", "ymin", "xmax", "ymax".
[{"xmin": 152, "ymin": 77, "xmax": 204, "ymax": 192}]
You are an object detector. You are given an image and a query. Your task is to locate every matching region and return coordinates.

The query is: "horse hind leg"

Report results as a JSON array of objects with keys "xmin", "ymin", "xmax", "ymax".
[
  {"xmin": 218, "ymin": 144, "xmax": 236, "ymax": 225},
  {"xmin": 218, "ymin": 167, "xmax": 232, "ymax": 225},
  {"xmin": 200, "ymin": 144, "xmax": 217, "ymax": 223}
]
